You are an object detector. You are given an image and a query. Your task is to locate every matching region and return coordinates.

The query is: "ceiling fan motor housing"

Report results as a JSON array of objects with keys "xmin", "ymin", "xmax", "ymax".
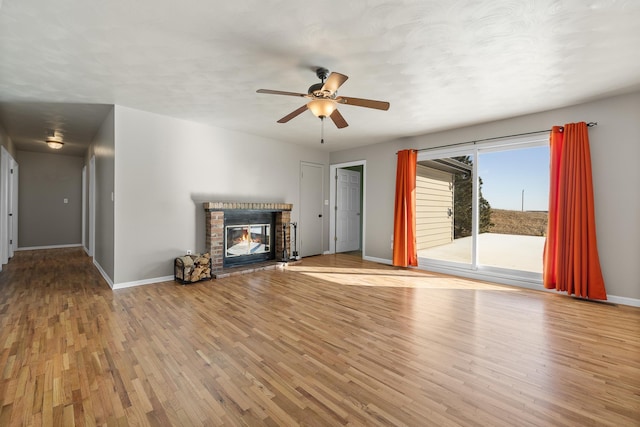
[
  {"xmin": 308, "ymin": 82, "xmax": 329, "ymax": 97},
  {"xmin": 309, "ymin": 67, "xmax": 333, "ymax": 98}
]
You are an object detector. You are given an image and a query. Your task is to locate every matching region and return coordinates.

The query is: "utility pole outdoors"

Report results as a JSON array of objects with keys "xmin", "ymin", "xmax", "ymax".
[{"xmin": 521, "ymin": 189, "xmax": 524, "ymax": 212}]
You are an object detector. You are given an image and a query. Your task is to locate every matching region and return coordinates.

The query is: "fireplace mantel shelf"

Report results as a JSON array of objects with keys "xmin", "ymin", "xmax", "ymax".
[{"xmin": 203, "ymin": 202, "xmax": 292, "ymax": 211}]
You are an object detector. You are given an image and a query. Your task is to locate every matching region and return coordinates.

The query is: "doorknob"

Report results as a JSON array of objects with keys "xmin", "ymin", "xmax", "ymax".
[{"xmin": 318, "ymin": 214, "xmax": 322, "ymax": 218}]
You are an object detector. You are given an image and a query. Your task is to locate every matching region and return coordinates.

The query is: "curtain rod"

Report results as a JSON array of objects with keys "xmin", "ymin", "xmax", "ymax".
[{"xmin": 403, "ymin": 121, "xmax": 598, "ymax": 153}]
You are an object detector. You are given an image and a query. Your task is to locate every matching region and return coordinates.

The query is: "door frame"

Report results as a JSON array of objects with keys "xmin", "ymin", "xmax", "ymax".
[
  {"xmin": 329, "ymin": 160, "xmax": 366, "ymax": 256},
  {"xmin": 9, "ymin": 159, "xmax": 18, "ymax": 257},
  {"xmin": 82, "ymin": 165, "xmax": 87, "ymax": 252},
  {"xmin": 88, "ymin": 155, "xmax": 96, "ymax": 258}
]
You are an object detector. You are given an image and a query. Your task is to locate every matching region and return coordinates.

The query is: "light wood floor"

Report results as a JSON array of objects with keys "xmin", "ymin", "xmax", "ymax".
[{"xmin": 1, "ymin": 248, "xmax": 639, "ymax": 426}]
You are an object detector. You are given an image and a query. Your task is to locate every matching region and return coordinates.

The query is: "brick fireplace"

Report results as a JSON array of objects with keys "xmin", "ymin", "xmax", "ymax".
[{"xmin": 204, "ymin": 202, "xmax": 292, "ymax": 277}]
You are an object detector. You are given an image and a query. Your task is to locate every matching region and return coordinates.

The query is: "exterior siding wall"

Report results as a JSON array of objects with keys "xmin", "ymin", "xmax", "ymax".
[{"xmin": 416, "ymin": 164, "xmax": 453, "ymax": 250}]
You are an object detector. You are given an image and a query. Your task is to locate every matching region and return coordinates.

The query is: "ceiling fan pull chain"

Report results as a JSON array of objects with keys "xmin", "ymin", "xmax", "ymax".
[{"xmin": 321, "ymin": 117, "xmax": 325, "ymax": 144}]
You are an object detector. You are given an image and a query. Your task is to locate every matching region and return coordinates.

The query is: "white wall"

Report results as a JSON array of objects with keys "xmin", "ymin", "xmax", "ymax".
[
  {"xmin": 113, "ymin": 105, "xmax": 329, "ymax": 285},
  {"xmin": 0, "ymin": 122, "xmax": 16, "ymax": 157},
  {"xmin": 16, "ymin": 151, "xmax": 83, "ymax": 248},
  {"xmin": 330, "ymin": 91, "xmax": 640, "ymax": 302},
  {"xmin": 91, "ymin": 107, "xmax": 115, "ymax": 282}
]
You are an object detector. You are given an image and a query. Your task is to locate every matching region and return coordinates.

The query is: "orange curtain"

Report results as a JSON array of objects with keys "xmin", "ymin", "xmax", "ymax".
[
  {"xmin": 393, "ymin": 149, "xmax": 418, "ymax": 267},
  {"xmin": 543, "ymin": 126, "xmax": 563, "ymax": 287},
  {"xmin": 543, "ymin": 122, "xmax": 606, "ymax": 299}
]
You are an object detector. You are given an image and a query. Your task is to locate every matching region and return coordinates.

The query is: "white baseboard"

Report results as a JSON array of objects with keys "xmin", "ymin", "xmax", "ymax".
[
  {"xmin": 606, "ymin": 295, "xmax": 640, "ymax": 307},
  {"xmin": 16, "ymin": 244, "xmax": 82, "ymax": 251},
  {"xmin": 363, "ymin": 255, "xmax": 392, "ymax": 265},
  {"xmin": 93, "ymin": 259, "xmax": 114, "ymax": 289},
  {"xmin": 92, "ymin": 259, "xmax": 174, "ymax": 290},
  {"xmin": 113, "ymin": 275, "xmax": 174, "ymax": 290}
]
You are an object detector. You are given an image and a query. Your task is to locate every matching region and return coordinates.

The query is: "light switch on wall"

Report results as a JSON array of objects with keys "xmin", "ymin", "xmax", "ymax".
[{"xmin": 63, "ymin": 198, "xmax": 68, "ymax": 204}]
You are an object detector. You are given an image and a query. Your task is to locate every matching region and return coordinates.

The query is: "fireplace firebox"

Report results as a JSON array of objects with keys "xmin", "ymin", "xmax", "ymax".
[{"xmin": 223, "ymin": 211, "xmax": 275, "ymax": 268}]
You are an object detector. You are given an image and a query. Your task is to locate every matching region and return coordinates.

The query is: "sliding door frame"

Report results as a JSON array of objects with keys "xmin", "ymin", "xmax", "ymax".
[{"xmin": 417, "ymin": 135, "xmax": 548, "ymax": 288}]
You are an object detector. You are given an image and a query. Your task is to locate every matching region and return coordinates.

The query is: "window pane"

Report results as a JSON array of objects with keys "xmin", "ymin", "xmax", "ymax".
[
  {"xmin": 416, "ymin": 155, "xmax": 474, "ymax": 265},
  {"xmin": 477, "ymin": 146, "xmax": 549, "ymax": 273}
]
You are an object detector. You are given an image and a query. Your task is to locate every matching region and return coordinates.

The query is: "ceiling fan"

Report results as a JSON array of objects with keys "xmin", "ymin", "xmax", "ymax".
[{"xmin": 256, "ymin": 68, "xmax": 390, "ymax": 132}]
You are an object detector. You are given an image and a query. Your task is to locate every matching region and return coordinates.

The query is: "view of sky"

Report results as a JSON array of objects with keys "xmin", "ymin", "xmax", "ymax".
[{"xmin": 478, "ymin": 145, "xmax": 550, "ymax": 211}]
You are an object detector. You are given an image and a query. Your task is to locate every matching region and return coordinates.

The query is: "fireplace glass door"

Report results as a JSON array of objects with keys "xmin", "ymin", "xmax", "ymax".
[{"xmin": 226, "ymin": 224, "xmax": 270, "ymax": 258}]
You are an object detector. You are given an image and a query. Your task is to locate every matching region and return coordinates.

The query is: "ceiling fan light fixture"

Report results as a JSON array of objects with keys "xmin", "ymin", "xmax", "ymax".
[{"xmin": 307, "ymin": 99, "xmax": 337, "ymax": 118}]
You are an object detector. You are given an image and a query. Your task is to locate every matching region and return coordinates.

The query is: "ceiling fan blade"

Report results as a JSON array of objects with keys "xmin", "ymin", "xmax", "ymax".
[
  {"xmin": 337, "ymin": 96, "xmax": 390, "ymax": 110},
  {"xmin": 321, "ymin": 72, "xmax": 348, "ymax": 94},
  {"xmin": 277, "ymin": 105, "xmax": 308, "ymax": 123},
  {"xmin": 257, "ymin": 89, "xmax": 308, "ymax": 98},
  {"xmin": 329, "ymin": 109, "xmax": 348, "ymax": 129}
]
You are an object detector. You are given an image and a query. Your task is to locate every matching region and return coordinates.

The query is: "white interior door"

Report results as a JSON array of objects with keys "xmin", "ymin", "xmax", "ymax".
[
  {"xmin": 9, "ymin": 161, "xmax": 18, "ymax": 256},
  {"xmin": 300, "ymin": 162, "xmax": 324, "ymax": 257},
  {"xmin": 336, "ymin": 168, "xmax": 361, "ymax": 252}
]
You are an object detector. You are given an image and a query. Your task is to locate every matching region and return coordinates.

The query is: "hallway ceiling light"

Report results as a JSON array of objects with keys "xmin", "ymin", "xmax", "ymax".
[{"xmin": 45, "ymin": 131, "xmax": 64, "ymax": 149}]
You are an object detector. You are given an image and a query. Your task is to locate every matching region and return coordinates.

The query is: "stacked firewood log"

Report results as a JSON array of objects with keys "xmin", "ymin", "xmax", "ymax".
[{"xmin": 175, "ymin": 253, "xmax": 211, "ymax": 283}]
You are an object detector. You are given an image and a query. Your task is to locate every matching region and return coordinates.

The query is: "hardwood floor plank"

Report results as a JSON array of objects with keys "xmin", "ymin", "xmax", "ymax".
[{"xmin": 1, "ymin": 248, "xmax": 639, "ymax": 426}]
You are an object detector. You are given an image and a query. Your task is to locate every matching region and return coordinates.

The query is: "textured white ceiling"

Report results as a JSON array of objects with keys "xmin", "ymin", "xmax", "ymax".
[{"xmin": 1, "ymin": 0, "xmax": 639, "ymax": 154}]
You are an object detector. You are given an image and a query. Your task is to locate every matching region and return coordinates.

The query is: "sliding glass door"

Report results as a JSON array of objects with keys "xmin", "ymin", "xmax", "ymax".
[{"xmin": 417, "ymin": 137, "xmax": 548, "ymax": 281}]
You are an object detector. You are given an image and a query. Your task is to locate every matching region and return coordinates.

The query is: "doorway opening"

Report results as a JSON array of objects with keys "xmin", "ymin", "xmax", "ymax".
[
  {"xmin": 329, "ymin": 160, "xmax": 365, "ymax": 257},
  {"xmin": 1, "ymin": 147, "xmax": 18, "ymax": 268}
]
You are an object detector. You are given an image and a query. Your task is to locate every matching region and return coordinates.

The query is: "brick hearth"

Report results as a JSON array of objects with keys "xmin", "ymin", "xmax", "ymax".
[{"xmin": 203, "ymin": 202, "xmax": 292, "ymax": 277}]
